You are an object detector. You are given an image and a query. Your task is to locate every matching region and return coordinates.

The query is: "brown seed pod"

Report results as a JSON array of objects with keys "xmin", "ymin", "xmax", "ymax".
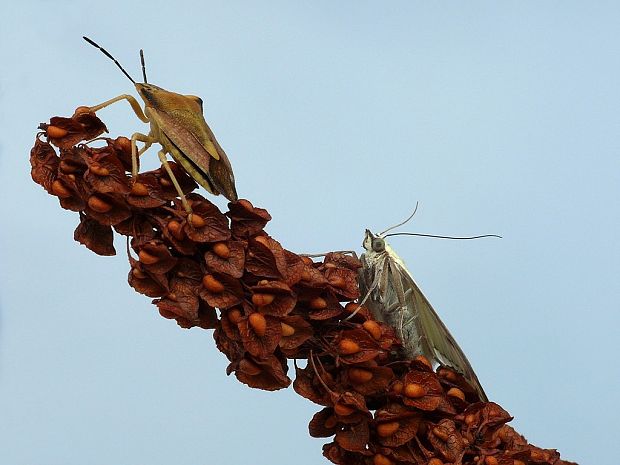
[
  {"xmin": 414, "ymin": 355, "xmax": 432, "ymax": 370},
  {"xmin": 46, "ymin": 125, "xmax": 68, "ymax": 138},
  {"xmin": 309, "ymin": 296, "xmax": 327, "ymax": 309},
  {"xmin": 167, "ymin": 220, "xmax": 185, "ymax": 241},
  {"xmin": 333, "ymin": 403, "xmax": 355, "ymax": 416},
  {"xmin": 362, "ymin": 320, "xmax": 382, "ymax": 340},
  {"xmin": 404, "ymin": 383, "xmax": 427, "ymax": 399},
  {"xmin": 376, "ymin": 421, "xmax": 400, "ymax": 437},
  {"xmin": 238, "ymin": 358, "xmax": 261, "ymax": 376},
  {"xmin": 131, "ymin": 182, "xmax": 149, "ymax": 196},
  {"xmin": 87, "ymin": 195, "xmax": 112, "ymax": 213},
  {"xmin": 432, "ymin": 426, "xmax": 449, "ymax": 441},
  {"xmin": 248, "ymin": 312, "xmax": 267, "ymax": 337},
  {"xmin": 138, "ymin": 249, "xmax": 160, "ymax": 265},
  {"xmin": 252, "ymin": 293, "xmax": 275, "ymax": 307},
  {"xmin": 189, "ymin": 213, "xmax": 206, "ymax": 228},
  {"xmin": 51, "ymin": 180, "xmax": 72, "ymax": 198},
  {"xmin": 348, "ymin": 368, "xmax": 373, "ymax": 384},
  {"xmin": 212, "ymin": 242, "xmax": 230, "ymax": 259},
  {"xmin": 280, "ymin": 322, "xmax": 295, "ymax": 337},
  {"xmin": 228, "ymin": 308, "xmax": 243, "ymax": 324},
  {"xmin": 447, "ymin": 387, "xmax": 465, "ymax": 401},
  {"xmin": 338, "ymin": 338, "xmax": 360, "ymax": 355},
  {"xmin": 391, "ymin": 381, "xmax": 404, "ymax": 395},
  {"xmin": 202, "ymin": 274, "xmax": 225, "ymax": 293},
  {"xmin": 373, "ymin": 454, "xmax": 393, "ymax": 465},
  {"xmin": 89, "ymin": 163, "xmax": 110, "ymax": 176}
]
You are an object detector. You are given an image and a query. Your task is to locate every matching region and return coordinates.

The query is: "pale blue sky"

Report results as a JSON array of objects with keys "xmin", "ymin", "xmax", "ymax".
[{"xmin": 1, "ymin": 2, "xmax": 618, "ymax": 464}]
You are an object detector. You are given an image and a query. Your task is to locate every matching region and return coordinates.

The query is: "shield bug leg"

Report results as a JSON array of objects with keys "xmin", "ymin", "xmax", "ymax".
[
  {"xmin": 156, "ymin": 150, "xmax": 193, "ymax": 214},
  {"xmin": 300, "ymin": 251, "xmax": 359, "ymax": 259},
  {"xmin": 88, "ymin": 94, "xmax": 149, "ymax": 123},
  {"xmin": 130, "ymin": 132, "xmax": 155, "ymax": 179}
]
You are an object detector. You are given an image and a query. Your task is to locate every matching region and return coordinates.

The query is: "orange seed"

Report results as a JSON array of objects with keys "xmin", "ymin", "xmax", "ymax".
[
  {"xmin": 89, "ymin": 163, "xmax": 110, "ymax": 176},
  {"xmin": 248, "ymin": 313, "xmax": 267, "ymax": 337},
  {"xmin": 212, "ymin": 242, "xmax": 230, "ymax": 259},
  {"xmin": 309, "ymin": 296, "xmax": 327, "ymax": 309},
  {"xmin": 51, "ymin": 180, "xmax": 72, "ymax": 198},
  {"xmin": 280, "ymin": 322, "xmax": 295, "ymax": 337},
  {"xmin": 404, "ymin": 383, "xmax": 427, "ymax": 399},
  {"xmin": 376, "ymin": 421, "xmax": 400, "ymax": 437},
  {"xmin": 373, "ymin": 454, "xmax": 393, "ymax": 465},
  {"xmin": 138, "ymin": 249, "xmax": 160, "ymax": 265},
  {"xmin": 46, "ymin": 125, "xmax": 68, "ymax": 138},
  {"xmin": 348, "ymin": 368, "xmax": 373, "ymax": 384},
  {"xmin": 333, "ymin": 403, "xmax": 355, "ymax": 416},
  {"xmin": 202, "ymin": 274, "xmax": 225, "ymax": 293},
  {"xmin": 189, "ymin": 213, "xmax": 206, "ymax": 228},
  {"xmin": 130, "ymin": 182, "xmax": 149, "ymax": 196},
  {"xmin": 447, "ymin": 387, "xmax": 465, "ymax": 401},
  {"xmin": 362, "ymin": 320, "xmax": 382, "ymax": 340},
  {"xmin": 338, "ymin": 338, "xmax": 360, "ymax": 355},
  {"xmin": 87, "ymin": 195, "xmax": 112, "ymax": 213},
  {"xmin": 228, "ymin": 308, "xmax": 243, "ymax": 324},
  {"xmin": 252, "ymin": 293, "xmax": 275, "ymax": 307},
  {"xmin": 484, "ymin": 456, "xmax": 498, "ymax": 465}
]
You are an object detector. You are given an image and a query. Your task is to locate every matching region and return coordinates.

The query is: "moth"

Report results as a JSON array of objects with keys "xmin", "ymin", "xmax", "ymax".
[
  {"xmin": 83, "ymin": 36, "xmax": 237, "ymax": 213},
  {"xmin": 358, "ymin": 228, "xmax": 489, "ymax": 402}
]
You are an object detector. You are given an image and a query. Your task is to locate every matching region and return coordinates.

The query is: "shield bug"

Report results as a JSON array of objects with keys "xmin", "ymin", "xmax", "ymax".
[{"xmin": 82, "ymin": 36, "xmax": 238, "ymax": 213}]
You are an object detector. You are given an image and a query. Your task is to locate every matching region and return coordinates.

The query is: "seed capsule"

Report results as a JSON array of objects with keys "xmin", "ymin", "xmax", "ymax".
[
  {"xmin": 362, "ymin": 320, "xmax": 382, "ymax": 340},
  {"xmin": 46, "ymin": 125, "xmax": 68, "ymax": 138},
  {"xmin": 212, "ymin": 242, "xmax": 230, "ymax": 259},
  {"xmin": 404, "ymin": 383, "xmax": 427, "ymax": 399},
  {"xmin": 414, "ymin": 355, "xmax": 432, "ymax": 370},
  {"xmin": 391, "ymin": 381, "xmax": 404, "ymax": 395},
  {"xmin": 130, "ymin": 182, "xmax": 149, "ymax": 196},
  {"xmin": 252, "ymin": 293, "xmax": 275, "ymax": 307},
  {"xmin": 280, "ymin": 322, "xmax": 295, "ymax": 337},
  {"xmin": 202, "ymin": 274, "xmax": 225, "ymax": 293},
  {"xmin": 333, "ymin": 403, "xmax": 355, "ymax": 416},
  {"xmin": 138, "ymin": 249, "xmax": 160, "ymax": 265},
  {"xmin": 373, "ymin": 455, "xmax": 393, "ymax": 465},
  {"xmin": 228, "ymin": 308, "xmax": 243, "ymax": 324},
  {"xmin": 89, "ymin": 163, "xmax": 110, "ymax": 176},
  {"xmin": 51, "ymin": 180, "xmax": 72, "ymax": 198},
  {"xmin": 189, "ymin": 213, "xmax": 206, "ymax": 228},
  {"xmin": 338, "ymin": 339, "xmax": 360, "ymax": 355},
  {"xmin": 447, "ymin": 387, "xmax": 465, "ymax": 401},
  {"xmin": 87, "ymin": 195, "xmax": 113, "ymax": 213},
  {"xmin": 309, "ymin": 296, "xmax": 327, "ymax": 309},
  {"xmin": 167, "ymin": 220, "xmax": 185, "ymax": 240},
  {"xmin": 248, "ymin": 313, "xmax": 267, "ymax": 337},
  {"xmin": 376, "ymin": 421, "xmax": 400, "ymax": 437},
  {"xmin": 348, "ymin": 368, "xmax": 373, "ymax": 383},
  {"xmin": 132, "ymin": 268, "xmax": 147, "ymax": 279}
]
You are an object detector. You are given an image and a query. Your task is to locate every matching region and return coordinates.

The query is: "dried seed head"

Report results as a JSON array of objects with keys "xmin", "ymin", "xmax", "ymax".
[
  {"xmin": 202, "ymin": 274, "xmax": 225, "ymax": 293},
  {"xmin": 404, "ymin": 383, "xmax": 427, "ymax": 399},
  {"xmin": 348, "ymin": 368, "xmax": 373, "ymax": 384},
  {"xmin": 447, "ymin": 387, "xmax": 465, "ymax": 401},
  {"xmin": 87, "ymin": 195, "xmax": 113, "ymax": 213},
  {"xmin": 362, "ymin": 320, "xmax": 382, "ymax": 340},
  {"xmin": 280, "ymin": 322, "xmax": 295, "ymax": 337},
  {"xmin": 46, "ymin": 125, "xmax": 68, "ymax": 138},
  {"xmin": 248, "ymin": 312, "xmax": 267, "ymax": 337},
  {"xmin": 212, "ymin": 242, "xmax": 230, "ymax": 259},
  {"xmin": 51, "ymin": 180, "xmax": 72, "ymax": 198},
  {"xmin": 333, "ymin": 403, "xmax": 355, "ymax": 416},
  {"xmin": 376, "ymin": 421, "xmax": 400, "ymax": 437},
  {"xmin": 309, "ymin": 296, "xmax": 327, "ymax": 310},
  {"xmin": 131, "ymin": 182, "xmax": 149, "ymax": 196},
  {"xmin": 252, "ymin": 293, "xmax": 275, "ymax": 307},
  {"xmin": 138, "ymin": 249, "xmax": 160, "ymax": 265},
  {"xmin": 338, "ymin": 338, "xmax": 360, "ymax": 355}
]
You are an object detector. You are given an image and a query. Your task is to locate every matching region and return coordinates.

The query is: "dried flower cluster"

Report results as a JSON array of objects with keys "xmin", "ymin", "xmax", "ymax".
[{"xmin": 30, "ymin": 110, "xmax": 577, "ymax": 465}]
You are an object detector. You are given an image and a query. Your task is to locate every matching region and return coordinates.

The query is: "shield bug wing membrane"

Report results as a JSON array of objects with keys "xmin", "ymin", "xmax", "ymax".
[
  {"xmin": 137, "ymin": 83, "xmax": 238, "ymax": 201},
  {"xmin": 361, "ymin": 230, "xmax": 488, "ymax": 402}
]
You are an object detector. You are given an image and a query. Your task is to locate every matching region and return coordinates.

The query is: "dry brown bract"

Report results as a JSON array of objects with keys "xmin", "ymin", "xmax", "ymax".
[{"xmin": 30, "ymin": 111, "xmax": 577, "ymax": 465}]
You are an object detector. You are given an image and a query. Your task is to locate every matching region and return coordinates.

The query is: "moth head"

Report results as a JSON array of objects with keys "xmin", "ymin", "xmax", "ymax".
[{"xmin": 363, "ymin": 230, "xmax": 386, "ymax": 253}]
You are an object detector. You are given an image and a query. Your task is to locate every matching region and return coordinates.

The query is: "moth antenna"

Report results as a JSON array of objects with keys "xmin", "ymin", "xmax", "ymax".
[
  {"xmin": 140, "ymin": 49, "xmax": 148, "ymax": 83},
  {"xmin": 83, "ymin": 36, "xmax": 136, "ymax": 84},
  {"xmin": 379, "ymin": 201, "xmax": 420, "ymax": 236},
  {"xmin": 384, "ymin": 232, "xmax": 502, "ymax": 240}
]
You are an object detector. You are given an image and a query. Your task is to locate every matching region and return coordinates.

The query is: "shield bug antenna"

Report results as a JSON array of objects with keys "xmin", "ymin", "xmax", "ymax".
[{"xmin": 82, "ymin": 36, "xmax": 238, "ymax": 216}]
